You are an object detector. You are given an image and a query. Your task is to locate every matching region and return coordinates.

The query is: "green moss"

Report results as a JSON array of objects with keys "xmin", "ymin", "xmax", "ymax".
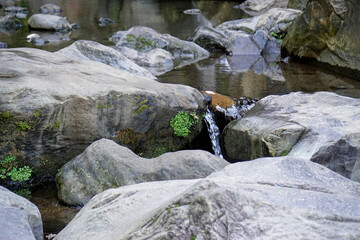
[
  {"xmin": 136, "ymin": 104, "xmax": 149, "ymax": 114},
  {"xmin": 97, "ymin": 102, "xmax": 106, "ymax": 109},
  {"xmin": 190, "ymin": 235, "xmax": 196, "ymax": 240},
  {"xmin": 15, "ymin": 121, "xmax": 31, "ymax": 131},
  {"xmin": 32, "ymin": 110, "xmax": 42, "ymax": 118},
  {"xmin": 2, "ymin": 111, "xmax": 10, "ymax": 119},
  {"xmin": 52, "ymin": 121, "xmax": 61, "ymax": 130},
  {"xmin": 170, "ymin": 111, "xmax": 199, "ymax": 137},
  {"xmin": 117, "ymin": 128, "xmax": 145, "ymax": 145},
  {"xmin": 279, "ymin": 150, "xmax": 289, "ymax": 156}
]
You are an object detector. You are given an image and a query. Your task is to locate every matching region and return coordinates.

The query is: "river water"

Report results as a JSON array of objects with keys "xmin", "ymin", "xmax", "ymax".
[{"xmin": 1, "ymin": 0, "xmax": 360, "ymax": 237}]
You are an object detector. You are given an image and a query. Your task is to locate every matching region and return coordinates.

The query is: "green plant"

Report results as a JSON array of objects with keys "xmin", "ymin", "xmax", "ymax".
[
  {"xmin": 0, "ymin": 155, "xmax": 32, "ymax": 182},
  {"xmin": 16, "ymin": 121, "xmax": 31, "ymax": 131},
  {"xmin": 271, "ymin": 32, "xmax": 286, "ymax": 44},
  {"xmin": 170, "ymin": 111, "xmax": 198, "ymax": 137},
  {"xmin": 2, "ymin": 111, "xmax": 10, "ymax": 119},
  {"xmin": 52, "ymin": 121, "xmax": 61, "ymax": 130}
]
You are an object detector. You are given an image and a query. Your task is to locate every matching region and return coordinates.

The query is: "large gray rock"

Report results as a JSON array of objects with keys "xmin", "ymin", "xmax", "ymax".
[
  {"xmin": 55, "ymin": 156, "xmax": 360, "ymax": 240},
  {"xmin": 39, "ymin": 3, "xmax": 61, "ymax": 14},
  {"xmin": 57, "ymin": 40, "xmax": 155, "ymax": 79},
  {"xmin": 238, "ymin": 0, "xmax": 289, "ymax": 16},
  {"xmin": 114, "ymin": 46, "xmax": 174, "ymax": 76},
  {"xmin": 109, "ymin": 26, "xmax": 209, "ymax": 74},
  {"xmin": 222, "ymin": 91, "xmax": 360, "ymax": 181},
  {"xmin": 0, "ymin": 48, "xmax": 205, "ymax": 179},
  {"xmin": 283, "ymin": 0, "xmax": 360, "ymax": 77},
  {"xmin": 56, "ymin": 139, "xmax": 229, "ymax": 206},
  {"xmin": 28, "ymin": 14, "xmax": 71, "ymax": 31},
  {"xmin": 0, "ymin": 186, "xmax": 43, "ymax": 240}
]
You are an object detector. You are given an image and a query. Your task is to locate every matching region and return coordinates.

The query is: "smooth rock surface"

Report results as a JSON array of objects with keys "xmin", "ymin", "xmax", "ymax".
[
  {"xmin": 57, "ymin": 40, "xmax": 155, "ymax": 79},
  {"xmin": 0, "ymin": 48, "xmax": 205, "ymax": 178},
  {"xmin": 238, "ymin": 0, "xmax": 289, "ymax": 15},
  {"xmin": 56, "ymin": 139, "xmax": 229, "ymax": 206},
  {"xmin": 55, "ymin": 156, "xmax": 360, "ymax": 240},
  {"xmin": 39, "ymin": 3, "xmax": 61, "ymax": 14},
  {"xmin": 287, "ymin": 0, "xmax": 308, "ymax": 10},
  {"xmin": 28, "ymin": 14, "xmax": 71, "ymax": 31},
  {"xmin": 115, "ymin": 46, "xmax": 174, "ymax": 76},
  {"xmin": 222, "ymin": 91, "xmax": 360, "ymax": 180},
  {"xmin": 0, "ymin": 186, "xmax": 43, "ymax": 240},
  {"xmin": 283, "ymin": 0, "xmax": 360, "ymax": 76},
  {"xmin": 109, "ymin": 26, "xmax": 209, "ymax": 73}
]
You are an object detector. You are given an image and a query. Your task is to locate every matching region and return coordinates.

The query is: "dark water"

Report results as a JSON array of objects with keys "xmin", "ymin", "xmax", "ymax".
[{"xmin": 2, "ymin": 0, "xmax": 360, "ymax": 237}]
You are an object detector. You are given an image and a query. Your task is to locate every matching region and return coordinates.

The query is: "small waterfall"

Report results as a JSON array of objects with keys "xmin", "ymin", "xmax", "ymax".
[{"xmin": 204, "ymin": 107, "xmax": 223, "ymax": 158}]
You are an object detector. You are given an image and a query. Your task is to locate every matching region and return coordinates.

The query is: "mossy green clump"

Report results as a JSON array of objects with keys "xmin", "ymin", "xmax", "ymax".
[
  {"xmin": 15, "ymin": 121, "xmax": 31, "ymax": 131},
  {"xmin": 0, "ymin": 155, "xmax": 32, "ymax": 182},
  {"xmin": 271, "ymin": 32, "xmax": 286, "ymax": 44},
  {"xmin": 170, "ymin": 111, "xmax": 199, "ymax": 137},
  {"xmin": 52, "ymin": 121, "xmax": 61, "ymax": 130}
]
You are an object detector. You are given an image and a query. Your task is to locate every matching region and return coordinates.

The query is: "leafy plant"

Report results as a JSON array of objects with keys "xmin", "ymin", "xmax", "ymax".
[
  {"xmin": 170, "ymin": 111, "xmax": 198, "ymax": 137},
  {"xmin": 271, "ymin": 32, "xmax": 286, "ymax": 44},
  {"xmin": 16, "ymin": 121, "xmax": 31, "ymax": 131},
  {"xmin": 0, "ymin": 155, "xmax": 32, "ymax": 182}
]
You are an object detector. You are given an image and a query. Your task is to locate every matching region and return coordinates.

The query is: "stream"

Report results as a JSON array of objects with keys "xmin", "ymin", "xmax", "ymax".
[{"xmin": 1, "ymin": 0, "xmax": 360, "ymax": 237}]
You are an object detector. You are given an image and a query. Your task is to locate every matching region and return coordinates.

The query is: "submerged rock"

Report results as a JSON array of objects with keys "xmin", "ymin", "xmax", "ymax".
[
  {"xmin": 28, "ymin": 14, "xmax": 72, "ymax": 31},
  {"xmin": 55, "ymin": 156, "xmax": 360, "ymax": 240},
  {"xmin": 26, "ymin": 31, "xmax": 70, "ymax": 46},
  {"xmin": 57, "ymin": 40, "xmax": 155, "ymax": 79},
  {"xmin": 39, "ymin": 3, "xmax": 61, "ymax": 14},
  {"xmin": 222, "ymin": 91, "xmax": 360, "ymax": 181},
  {"xmin": 97, "ymin": 17, "xmax": 114, "ymax": 27},
  {"xmin": 0, "ymin": 14, "xmax": 22, "ymax": 30},
  {"xmin": 109, "ymin": 26, "xmax": 209, "ymax": 74},
  {"xmin": 0, "ymin": 48, "xmax": 206, "ymax": 179},
  {"xmin": 0, "ymin": 186, "xmax": 43, "ymax": 240},
  {"xmin": 283, "ymin": 0, "xmax": 360, "ymax": 77},
  {"xmin": 56, "ymin": 139, "xmax": 229, "ymax": 206}
]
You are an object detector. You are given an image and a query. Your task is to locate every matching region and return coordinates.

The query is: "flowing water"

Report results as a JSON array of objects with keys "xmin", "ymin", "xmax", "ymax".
[
  {"xmin": 204, "ymin": 107, "xmax": 223, "ymax": 158},
  {"xmin": 1, "ymin": 0, "xmax": 360, "ymax": 236}
]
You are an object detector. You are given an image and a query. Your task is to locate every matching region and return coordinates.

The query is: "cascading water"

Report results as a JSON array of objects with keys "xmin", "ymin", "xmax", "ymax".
[{"xmin": 204, "ymin": 107, "xmax": 223, "ymax": 158}]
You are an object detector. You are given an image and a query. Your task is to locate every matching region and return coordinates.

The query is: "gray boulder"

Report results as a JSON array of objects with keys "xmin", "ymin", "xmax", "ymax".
[
  {"xmin": 189, "ymin": 26, "xmax": 230, "ymax": 53},
  {"xmin": 109, "ymin": 26, "xmax": 209, "ymax": 73},
  {"xmin": 39, "ymin": 3, "xmax": 61, "ymax": 14},
  {"xmin": 0, "ymin": 14, "xmax": 22, "ymax": 30},
  {"xmin": 57, "ymin": 40, "xmax": 155, "ymax": 79},
  {"xmin": 0, "ymin": 48, "xmax": 205, "ymax": 179},
  {"xmin": 222, "ymin": 91, "xmax": 360, "ymax": 181},
  {"xmin": 55, "ymin": 156, "xmax": 360, "ymax": 240},
  {"xmin": 0, "ymin": 186, "xmax": 43, "ymax": 240},
  {"xmin": 283, "ymin": 0, "xmax": 360, "ymax": 77},
  {"xmin": 114, "ymin": 46, "xmax": 174, "ymax": 76},
  {"xmin": 56, "ymin": 139, "xmax": 229, "ymax": 206},
  {"xmin": 28, "ymin": 14, "xmax": 71, "ymax": 31},
  {"xmin": 238, "ymin": 0, "xmax": 289, "ymax": 16}
]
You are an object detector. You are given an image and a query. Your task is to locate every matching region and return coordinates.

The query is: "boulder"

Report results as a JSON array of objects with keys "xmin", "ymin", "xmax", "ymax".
[
  {"xmin": 56, "ymin": 139, "xmax": 229, "ymax": 206},
  {"xmin": 109, "ymin": 26, "xmax": 209, "ymax": 74},
  {"xmin": 283, "ymin": 0, "xmax": 360, "ymax": 77},
  {"xmin": 39, "ymin": 3, "xmax": 61, "ymax": 14},
  {"xmin": 54, "ymin": 156, "xmax": 360, "ymax": 240},
  {"xmin": 0, "ymin": 14, "xmax": 22, "ymax": 30},
  {"xmin": 237, "ymin": 0, "xmax": 289, "ymax": 16},
  {"xmin": 97, "ymin": 17, "xmax": 114, "ymax": 27},
  {"xmin": 189, "ymin": 26, "xmax": 230, "ymax": 53},
  {"xmin": 0, "ymin": 186, "xmax": 43, "ymax": 240},
  {"xmin": 57, "ymin": 40, "xmax": 155, "ymax": 79},
  {"xmin": 222, "ymin": 91, "xmax": 360, "ymax": 181},
  {"xmin": 26, "ymin": 31, "xmax": 70, "ymax": 46},
  {"xmin": 114, "ymin": 46, "xmax": 174, "ymax": 76},
  {"xmin": 28, "ymin": 14, "xmax": 71, "ymax": 31},
  {"xmin": 0, "ymin": 48, "xmax": 206, "ymax": 179},
  {"xmin": 287, "ymin": 0, "xmax": 308, "ymax": 10}
]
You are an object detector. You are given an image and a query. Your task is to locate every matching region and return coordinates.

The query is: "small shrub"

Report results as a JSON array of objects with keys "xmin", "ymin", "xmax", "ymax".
[
  {"xmin": 16, "ymin": 121, "xmax": 31, "ymax": 131},
  {"xmin": 170, "ymin": 111, "xmax": 198, "ymax": 137},
  {"xmin": 0, "ymin": 155, "xmax": 32, "ymax": 182}
]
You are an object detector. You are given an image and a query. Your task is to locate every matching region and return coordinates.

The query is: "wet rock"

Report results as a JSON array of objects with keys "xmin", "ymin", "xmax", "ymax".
[
  {"xmin": 237, "ymin": 0, "xmax": 289, "ymax": 16},
  {"xmin": 5, "ymin": 6, "xmax": 28, "ymax": 14},
  {"xmin": 56, "ymin": 139, "xmax": 229, "ymax": 206},
  {"xmin": 109, "ymin": 26, "xmax": 209, "ymax": 72},
  {"xmin": 0, "ymin": 186, "xmax": 43, "ymax": 240},
  {"xmin": 0, "ymin": 42, "xmax": 7, "ymax": 48},
  {"xmin": 0, "ymin": 0, "xmax": 14, "ymax": 8},
  {"xmin": 0, "ymin": 15, "xmax": 22, "ymax": 30},
  {"xmin": 39, "ymin": 3, "xmax": 61, "ymax": 14},
  {"xmin": 57, "ymin": 40, "xmax": 155, "ymax": 79},
  {"xmin": 287, "ymin": 0, "xmax": 308, "ymax": 10},
  {"xmin": 0, "ymin": 48, "xmax": 206, "ymax": 179},
  {"xmin": 183, "ymin": 9, "xmax": 201, "ymax": 15},
  {"xmin": 97, "ymin": 17, "xmax": 114, "ymax": 27},
  {"xmin": 222, "ymin": 92, "xmax": 360, "ymax": 181},
  {"xmin": 27, "ymin": 31, "xmax": 70, "ymax": 46},
  {"xmin": 28, "ymin": 14, "xmax": 72, "ymax": 31},
  {"xmin": 115, "ymin": 46, "xmax": 174, "ymax": 76},
  {"xmin": 55, "ymin": 156, "xmax": 360, "ymax": 240},
  {"xmin": 283, "ymin": 0, "xmax": 360, "ymax": 77},
  {"xmin": 189, "ymin": 26, "xmax": 230, "ymax": 53}
]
